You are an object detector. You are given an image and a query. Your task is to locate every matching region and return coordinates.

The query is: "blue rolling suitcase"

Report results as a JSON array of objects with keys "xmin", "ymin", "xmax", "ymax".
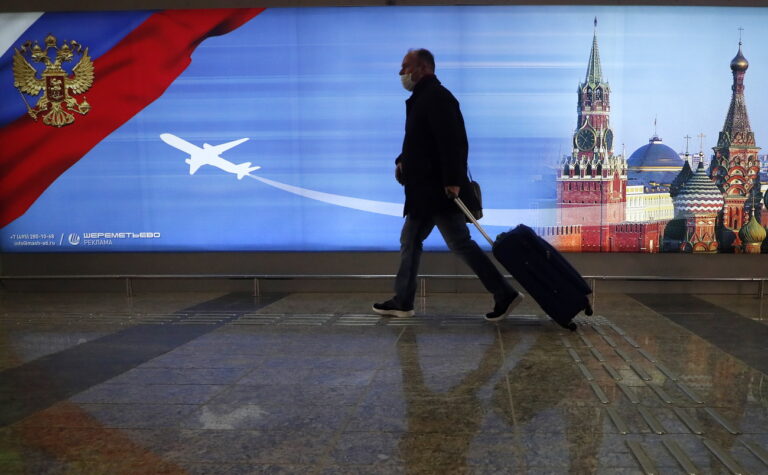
[{"xmin": 454, "ymin": 197, "xmax": 593, "ymax": 331}]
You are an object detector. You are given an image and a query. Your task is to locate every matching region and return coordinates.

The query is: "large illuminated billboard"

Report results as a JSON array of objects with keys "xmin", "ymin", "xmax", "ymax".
[{"xmin": 1, "ymin": 6, "xmax": 767, "ymax": 252}]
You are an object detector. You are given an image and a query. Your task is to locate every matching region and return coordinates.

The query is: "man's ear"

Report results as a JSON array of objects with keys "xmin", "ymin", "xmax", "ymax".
[{"xmin": 417, "ymin": 63, "xmax": 429, "ymax": 80}]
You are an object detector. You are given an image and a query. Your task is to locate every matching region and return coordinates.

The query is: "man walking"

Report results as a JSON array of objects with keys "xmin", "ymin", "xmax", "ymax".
[{"xmin": 372, "ymin": 49, "xmax": 523, "ymax": 321}]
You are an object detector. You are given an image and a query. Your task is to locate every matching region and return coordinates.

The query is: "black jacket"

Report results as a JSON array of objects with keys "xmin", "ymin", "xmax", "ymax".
[{"xmin": 396, "ymin": 74, "xmax": 476, "ymax": 217}]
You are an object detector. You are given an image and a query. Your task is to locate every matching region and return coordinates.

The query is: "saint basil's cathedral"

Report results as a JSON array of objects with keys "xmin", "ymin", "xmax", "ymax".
[{"xmin": 548, "ymin": 20, "xmax": 767, "ymax": 253}]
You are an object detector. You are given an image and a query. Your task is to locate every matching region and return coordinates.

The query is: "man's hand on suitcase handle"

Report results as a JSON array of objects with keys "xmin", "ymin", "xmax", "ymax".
[
  {"xmin": 450, "ymin": 187, "xmax": 494, "ymax": 247},
  {"xmin": 445, "ymin": 186, "xmax": 460, "ymax": 199}
]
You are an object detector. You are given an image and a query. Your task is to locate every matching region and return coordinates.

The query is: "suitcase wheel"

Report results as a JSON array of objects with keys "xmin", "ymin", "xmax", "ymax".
[
  {"xmin": 584, "ymin": 303, "xmax": 594, "ymax": 316},
  {"xmin": 567, "ymin": 322, "xmax": 577, "ymax": 332}
]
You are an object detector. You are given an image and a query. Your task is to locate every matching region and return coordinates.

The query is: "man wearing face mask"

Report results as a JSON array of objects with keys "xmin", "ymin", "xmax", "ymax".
[{"xmin": 373, "ymin": 48, "xmax": 523, "ymax": 321}]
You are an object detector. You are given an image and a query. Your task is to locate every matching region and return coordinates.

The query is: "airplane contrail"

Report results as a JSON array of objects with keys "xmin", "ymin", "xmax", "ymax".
[
  {"xmin": 247, "ymin": 174, "xmax": 557, "ymax": 227},
  {"xmin": 247, "ymin": 174, "xmax": 402, "ymax": 216}
]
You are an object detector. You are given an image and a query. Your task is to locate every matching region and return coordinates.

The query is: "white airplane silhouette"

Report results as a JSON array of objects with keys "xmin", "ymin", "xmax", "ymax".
[{"xmin": 160, "ymin": 133, "xmax": 260, "ymax": 180}]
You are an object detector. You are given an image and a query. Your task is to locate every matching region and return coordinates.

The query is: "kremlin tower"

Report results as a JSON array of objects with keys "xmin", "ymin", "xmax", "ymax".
[
  {"xmin": 708, "ymin": 38, "xmax": 762, "ymax": 251},
  {"xmin": 557, "ymin": 18, "xmax": 627, "ymax": 251}
]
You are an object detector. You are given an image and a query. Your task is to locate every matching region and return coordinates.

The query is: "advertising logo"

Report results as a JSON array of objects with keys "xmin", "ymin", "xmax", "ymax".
[{"xmin": 67, "ymin": 233, "xmax": 80, "ymax": 245}]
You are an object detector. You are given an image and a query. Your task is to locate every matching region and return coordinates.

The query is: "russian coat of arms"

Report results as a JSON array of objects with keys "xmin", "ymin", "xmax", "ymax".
[{"xmin": 12, "ymin": 34, "xmax": 94, "ymax": 127}]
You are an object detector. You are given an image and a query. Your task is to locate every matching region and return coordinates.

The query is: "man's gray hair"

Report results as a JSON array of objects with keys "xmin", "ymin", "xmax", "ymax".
[{"xmin": 409, "ymin": 48, "xmax": 435, "ymax": 71}]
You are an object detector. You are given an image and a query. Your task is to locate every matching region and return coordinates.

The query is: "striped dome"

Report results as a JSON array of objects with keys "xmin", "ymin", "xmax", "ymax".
[{"xmin": 673, "ymin": 162, "xmax": 724, "ymax": 217}]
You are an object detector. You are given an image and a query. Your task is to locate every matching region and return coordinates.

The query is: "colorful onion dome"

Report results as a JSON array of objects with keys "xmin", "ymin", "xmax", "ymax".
[
  {"xmin": 738, "ymin": 215, "xmax": 766, "ymax": 244},
  {"xmin": 673, "ymin": 162, "xmax": 724, "ymax": 217},
  {"xmin": 731, "ymin": 43, "xmax": 749, "ymax": 72}
]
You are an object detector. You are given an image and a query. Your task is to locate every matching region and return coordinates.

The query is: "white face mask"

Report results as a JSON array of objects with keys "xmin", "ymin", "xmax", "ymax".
[{"xmin": 400, "ymin": 73, "xmax": 415, "ymax": 91}]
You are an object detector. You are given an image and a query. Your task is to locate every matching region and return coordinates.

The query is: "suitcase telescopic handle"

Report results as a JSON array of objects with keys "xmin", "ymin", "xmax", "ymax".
[{"xmin": 451, "ymin": 195, "xmax": 494, "ymax": 247}]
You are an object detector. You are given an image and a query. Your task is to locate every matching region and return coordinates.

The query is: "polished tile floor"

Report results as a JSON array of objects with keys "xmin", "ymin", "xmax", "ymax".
[{"xmin": 1, "ymin": 291, "xmax": 767, "ymax": 474}]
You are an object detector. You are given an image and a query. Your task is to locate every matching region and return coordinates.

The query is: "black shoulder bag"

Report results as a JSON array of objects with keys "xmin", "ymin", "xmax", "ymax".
[{"xmin": 466, "ymin": 170, "xmax": 483, "ymax": 221}]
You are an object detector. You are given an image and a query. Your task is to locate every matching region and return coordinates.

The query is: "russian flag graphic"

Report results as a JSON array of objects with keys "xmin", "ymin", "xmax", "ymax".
[{"xmin": 0, "ymin": 9, "xmax": 263, "ymax": 229}]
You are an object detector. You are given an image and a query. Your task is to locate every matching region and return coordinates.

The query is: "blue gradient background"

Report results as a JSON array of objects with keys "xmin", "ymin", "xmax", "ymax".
[{"xmin": 1, "ymin": 6, "xmax": 767, "ymax": 252}]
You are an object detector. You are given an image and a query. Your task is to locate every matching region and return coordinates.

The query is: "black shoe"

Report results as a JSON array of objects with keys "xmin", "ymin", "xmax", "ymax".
[
  {"xmin": 372, "ymin": 299, "xmax": 414, "ymax": 318},
  {"xmin": 485, "ymin": 292, "xmax": 524, "ymax": 322}
]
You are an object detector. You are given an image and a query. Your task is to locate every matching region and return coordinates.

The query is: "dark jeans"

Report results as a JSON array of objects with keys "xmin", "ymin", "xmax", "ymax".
[{"xmin": 393, "ymin": 212, "xmax": 515, "ymax": 309}]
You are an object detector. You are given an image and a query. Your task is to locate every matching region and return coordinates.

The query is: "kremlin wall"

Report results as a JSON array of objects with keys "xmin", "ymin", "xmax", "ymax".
[{"xmin": 544, "ymin": 21, "xmax": 767, "ymax": 254}]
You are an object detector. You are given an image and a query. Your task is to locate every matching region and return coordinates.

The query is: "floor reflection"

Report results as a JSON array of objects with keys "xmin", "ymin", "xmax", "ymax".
[
  {"xmin": 395, "ymin": 327, "xmax": 507, "ymax": 472},
  {"xmin": 0, "ymin": 292, "xmax": 766, "ymax": 473},
  {"xmin": 499, "ymin": 330, "xmax": 604, "ymax": 474}
]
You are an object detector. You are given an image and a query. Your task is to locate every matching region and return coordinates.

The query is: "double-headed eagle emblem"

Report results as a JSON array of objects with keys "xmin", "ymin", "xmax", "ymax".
[{"xmin": 13, "ymin": 34, "xmax": 94, "ymax": 127}]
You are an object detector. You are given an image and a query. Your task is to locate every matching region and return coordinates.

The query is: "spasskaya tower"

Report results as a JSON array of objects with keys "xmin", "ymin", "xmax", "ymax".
[{"xmin": 557, "ymin": 18, "xmax": 627, "ymax": 251}]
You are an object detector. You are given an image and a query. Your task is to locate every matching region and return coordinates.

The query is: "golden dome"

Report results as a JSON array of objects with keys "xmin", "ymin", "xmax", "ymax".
[{"xmin": 731, "ymin": 44, "xmax": 749, "ymax": 72}]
